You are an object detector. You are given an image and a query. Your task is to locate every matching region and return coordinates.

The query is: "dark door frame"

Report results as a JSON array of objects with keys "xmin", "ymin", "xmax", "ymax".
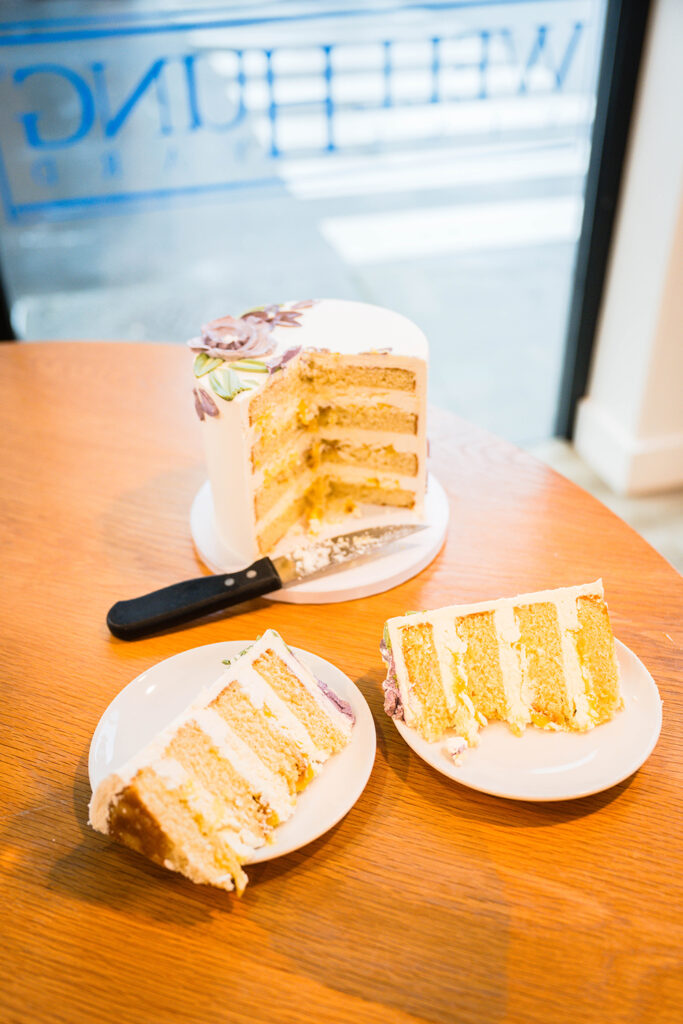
[
  {"xmin": 555, "ymin": 0, "xmax": 653, "ymax": 438},
  {"xmin": 0, "ymin": 266, "xmax": 13, "ymax": 340}
]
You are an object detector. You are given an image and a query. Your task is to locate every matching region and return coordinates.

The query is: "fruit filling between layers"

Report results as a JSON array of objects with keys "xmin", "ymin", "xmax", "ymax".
[
  {"xmin": 382, "ymin": 583, "xmax": 622, "ymax": 746},
  {"xmin": 89, "ymin": 631, "xmax": 354, "ymax": 895},
  {"xmin": 248, "ymin": 352, "xmax": 424, "ymax": 554}
]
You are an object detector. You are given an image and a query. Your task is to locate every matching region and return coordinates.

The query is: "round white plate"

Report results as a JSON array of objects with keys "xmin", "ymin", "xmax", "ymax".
[
  {"xmin": 190, "ymin": 473, "xmax": 449, "ymax": 604},
  {"xmin": 89, "ymin": 641, "xmax": 376, "ymax": 862},
  {"xmin": 393, "ymin": 640, "xmax": 662, "ymax": 801}
]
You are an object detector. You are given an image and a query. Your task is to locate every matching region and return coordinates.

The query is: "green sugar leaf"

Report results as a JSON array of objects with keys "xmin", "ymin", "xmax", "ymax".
[
  {"xmin": 209, "ymin": 367, "xmax": 249, "ymax": 401},
  {"xmin": 229, "ymin": 359, "xmax": 269, "ymax": 372},
  {"xmin": 193, "ymin": 353, "xmax": 223, "ymax": 377}
]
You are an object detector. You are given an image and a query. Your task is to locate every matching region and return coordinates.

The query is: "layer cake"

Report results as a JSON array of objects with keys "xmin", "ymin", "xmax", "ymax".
[
  {"xmin": 189, "ymin": 299, "xmax": 428, "ymax": 563},
  {"xmin": 89, "ymin": 630, "xmax": 354, "ymax": 894}
]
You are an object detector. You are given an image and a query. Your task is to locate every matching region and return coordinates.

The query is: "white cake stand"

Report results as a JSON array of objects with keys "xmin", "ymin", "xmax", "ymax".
[{"xmin": 190, "ymin": 473, "xmax": 449, "ymax": 605}]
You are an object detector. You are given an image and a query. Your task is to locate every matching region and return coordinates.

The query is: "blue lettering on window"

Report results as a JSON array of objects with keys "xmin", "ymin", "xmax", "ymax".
[
  {"xmin": 90, "ymin": 58, "xmax": 172, "ymax": 138},
  {"xmin": 520, "ymin": 22, "xmax": 584, "ymax": 93},
  {"xmin": 0, "ymin": 14, "xmax": 588, "ymax": 221},
  {"xmin": 183, "ymin": 53, "xmax": 246, "ymax": 132}
]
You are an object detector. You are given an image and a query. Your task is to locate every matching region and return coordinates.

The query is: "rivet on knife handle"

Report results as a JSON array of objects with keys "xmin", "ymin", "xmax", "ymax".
[{"xmin": 106, "ymin": 558, "xmax": 282, "ymax": 640}]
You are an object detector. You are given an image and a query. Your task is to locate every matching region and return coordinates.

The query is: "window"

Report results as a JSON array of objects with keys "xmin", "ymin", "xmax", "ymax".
[{"xmin": 0, "ymin": 0, "xmax": 609, "ymax": 445}]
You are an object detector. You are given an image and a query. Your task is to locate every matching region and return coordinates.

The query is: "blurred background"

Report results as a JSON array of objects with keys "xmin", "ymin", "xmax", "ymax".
[{"xmin": 0, "ymin": 0, "xmax": 681, "ymax": 567}]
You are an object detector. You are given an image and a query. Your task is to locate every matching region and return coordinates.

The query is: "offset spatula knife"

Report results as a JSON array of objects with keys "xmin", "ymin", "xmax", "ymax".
[{"xmin": 107, "ymin": 523, "xmax": 425, "ymax": 640}]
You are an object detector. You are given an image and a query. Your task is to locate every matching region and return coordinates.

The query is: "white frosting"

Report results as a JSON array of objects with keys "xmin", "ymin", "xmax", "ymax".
[
  {"xmin": 493, "ymin": 604, "xmax": 529, "ymax": 729},
  {"xmin": 389, "ymin": 581, "xmax": 604, "ymax": 631},
  {"xmin": 553, "ymin": 601, "xmax": 594, "ymax": 729},
  {"xmin": 196, "ymin": 299, "xmax": 428, "ymax": 562},
  {"xmin": 387, "ymin": 619, "xmax": 425, "ymax": 729},
  {"xmin": 430, "ymin": 617, "xmax": 465, "ymax": 716},
  {"xmin": 151, "ymin": 756, "xmax": 188, "ymax": 788},
  {"xmin": 271, "ymin": 298, "xmax": 428, "ymax": 359}
]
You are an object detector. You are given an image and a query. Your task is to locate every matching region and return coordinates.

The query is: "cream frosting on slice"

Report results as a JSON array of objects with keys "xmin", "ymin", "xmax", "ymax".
[
  {"xmin": 388, "ymin": 581, "xmax": 605, "ymax": 631},
  {"xmin": 386, "ymin": 619, "xmax": 427, "ymax": 731},
  {"xmin": 493, "ymin": 603, "xmax": 530, "ymax": 732},
  {"xmin": 429, "ymin": 617, "xmax": 466, "ymax": 717},
  {"xmin": 552, "ymin": 598, "xmax": 595, "ymax": 729},
  {"xmin": 428, "ymin": 618, "xmax": 482, "ymax": 741}
]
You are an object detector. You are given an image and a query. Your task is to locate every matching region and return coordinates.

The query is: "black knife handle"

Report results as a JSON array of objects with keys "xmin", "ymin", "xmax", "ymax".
[{"xmin": 106, "ymin": 558, "xmax": 282, "ymax": 640}]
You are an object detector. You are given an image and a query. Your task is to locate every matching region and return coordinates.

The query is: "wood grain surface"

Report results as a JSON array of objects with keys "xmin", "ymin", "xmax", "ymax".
[{"xmin": 1, "ymin": 342, "xmax": 681, "ymax": 1024}]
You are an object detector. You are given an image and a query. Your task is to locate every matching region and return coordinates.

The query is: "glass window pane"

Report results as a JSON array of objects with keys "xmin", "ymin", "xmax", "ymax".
[{"xmin": 0, "ymin": 0, "xmax": 607, "ymax": 446}]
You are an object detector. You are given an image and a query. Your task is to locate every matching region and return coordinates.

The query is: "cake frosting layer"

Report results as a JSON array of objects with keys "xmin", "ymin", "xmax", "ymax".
[
  {"xmin": 89, "ymin": 630, "xmax": 353, "ymax": 894},
  {"xmin": 382, "ymin": 581, "xmax": 623, "ymax": 749},
  {"xmin": 191, "ymin": 299, "xmax": 428, "ymax": 563}
]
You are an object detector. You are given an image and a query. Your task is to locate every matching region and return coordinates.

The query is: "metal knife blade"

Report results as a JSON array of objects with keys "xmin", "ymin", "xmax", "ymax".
[{"xmin": 273, "ymin": 522, "xmax": 427, "ymax": 586}]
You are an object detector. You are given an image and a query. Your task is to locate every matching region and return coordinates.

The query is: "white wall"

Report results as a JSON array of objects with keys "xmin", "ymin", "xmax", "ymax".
[{"xmin": 574, "ymin": 0, "xmax": 683, "ymax": 495}]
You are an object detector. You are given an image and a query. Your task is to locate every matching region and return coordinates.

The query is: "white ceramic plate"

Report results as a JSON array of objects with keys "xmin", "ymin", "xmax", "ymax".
[
  {"xmin": 89, "ymin": 642, "xmax": 376, "ymax": 861},
  {"xmin": 190, "ymin": 473, "xmax": 449, "ymax": 604},
  {"xmin": 393, "ymin": 640, "xmax": 662, "ymax": 801}
]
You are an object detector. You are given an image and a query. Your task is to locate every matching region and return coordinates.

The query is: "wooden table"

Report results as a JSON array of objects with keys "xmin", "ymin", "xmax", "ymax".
[{"xmin": 1, "ymin": 342, "xmax": 681, "ymax": 1024}]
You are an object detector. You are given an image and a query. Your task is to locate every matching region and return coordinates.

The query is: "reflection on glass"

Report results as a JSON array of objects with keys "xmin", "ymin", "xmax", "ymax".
[{"xmin": 0, "ymin": 1, "xmax": 607, "ymax": 444}]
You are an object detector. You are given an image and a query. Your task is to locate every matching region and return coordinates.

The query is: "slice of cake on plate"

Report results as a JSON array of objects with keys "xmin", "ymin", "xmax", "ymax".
[
  {"xmin": 89, "ymin": 630, "xmax": 354, "ymax": 894},
  {"xmin": 382, "ymin": 580, "xmax": 623, "ymax": 750},
  {"xmin": 189, "ymin": 299, "xmax": 428, "ymax": 563}
]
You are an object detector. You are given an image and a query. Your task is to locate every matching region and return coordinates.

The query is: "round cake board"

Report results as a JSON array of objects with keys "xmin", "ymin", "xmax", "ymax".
[{"xmin": 190, "ymin": 474, "xmax": 449, "ymax": 605}]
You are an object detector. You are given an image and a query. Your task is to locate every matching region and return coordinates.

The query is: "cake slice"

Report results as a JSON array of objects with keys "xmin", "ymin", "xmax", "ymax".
[
  {"xmin": 382, "ymin": 581, "xmax": 623, "ymax": 748},
  {"xmin": 89, "ymin": 630, "xmax": 354, "ymax": 894}
]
